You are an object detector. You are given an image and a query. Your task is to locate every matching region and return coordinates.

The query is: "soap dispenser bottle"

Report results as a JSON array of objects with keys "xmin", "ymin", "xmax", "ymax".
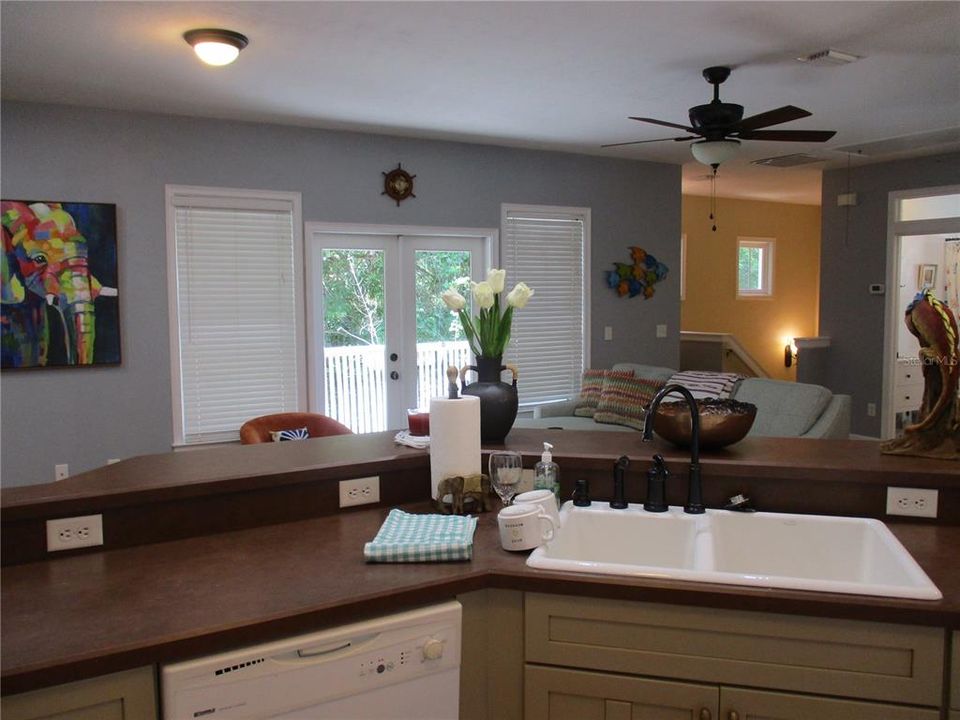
[{"xmin": 534, "ymin": 442, "xmax": 560, "ymax": 500}]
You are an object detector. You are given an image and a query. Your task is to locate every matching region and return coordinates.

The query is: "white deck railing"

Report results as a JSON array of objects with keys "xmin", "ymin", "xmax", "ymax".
[{"xmin": 323, "ymin": 341, "xmax": 471, "ymax": 433}]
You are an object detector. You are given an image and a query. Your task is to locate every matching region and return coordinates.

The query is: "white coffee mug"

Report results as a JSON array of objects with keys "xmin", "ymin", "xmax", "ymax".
[
  {"xmin": 514, "ymin": 489, "xmax": 561, "ymax": 528},
  {"xmin": 498, "ymin": 504, "xmax": 556, "ymax": 552}
]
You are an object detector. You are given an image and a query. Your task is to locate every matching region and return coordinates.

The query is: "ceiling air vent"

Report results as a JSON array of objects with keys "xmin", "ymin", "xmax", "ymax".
[
  {"xmin": 751, "ymin": 153, "xmax": 824, "ymax": 168},
  {"xmin": 797, "ymin": 49, "xmax": 862, "ymax": 65}
]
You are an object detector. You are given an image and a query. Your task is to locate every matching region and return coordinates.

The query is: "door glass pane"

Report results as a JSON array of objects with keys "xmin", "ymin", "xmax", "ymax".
[
  {"xmin": 322, "ymin": 248, "xmax": 385, "ymax": 432},
  {"xmin": 414, "ymin": 250, "xmax": 472, "ymax": 408}
]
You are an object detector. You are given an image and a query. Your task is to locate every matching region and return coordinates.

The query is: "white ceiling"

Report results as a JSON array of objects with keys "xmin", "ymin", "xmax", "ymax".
[{"xmin": 2, "ymin": 1, "xmax": 958, "ymax": 205}]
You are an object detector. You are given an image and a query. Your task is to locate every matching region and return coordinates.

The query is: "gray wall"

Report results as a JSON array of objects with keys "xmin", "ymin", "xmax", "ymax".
[
  {"xmin": 1, "ymin": 101, "xmax": 681, "ymax": 486},
  {"xmin": 819, "ymin": 152, "xmax": 959, "ymax": 436}
]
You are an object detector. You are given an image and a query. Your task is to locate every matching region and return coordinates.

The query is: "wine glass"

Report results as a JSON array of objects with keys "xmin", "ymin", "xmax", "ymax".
[{"xmin": 488, "ymin": 451, "xmax": 523, "ymax": 507}]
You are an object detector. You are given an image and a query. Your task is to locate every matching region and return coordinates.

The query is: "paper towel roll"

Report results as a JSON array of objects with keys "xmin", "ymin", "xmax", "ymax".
[{"xmin": 429, "ymin": 395, "xmax": 481, "ymax": 500}]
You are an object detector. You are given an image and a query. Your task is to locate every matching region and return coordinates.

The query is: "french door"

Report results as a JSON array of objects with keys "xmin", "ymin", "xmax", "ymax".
[{"xmin": 305, "ymin": 224, "xmax": 494, "ymax": 432}]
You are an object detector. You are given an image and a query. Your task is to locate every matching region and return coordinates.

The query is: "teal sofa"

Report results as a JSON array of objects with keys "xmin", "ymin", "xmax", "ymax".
[{"xmin": 513, "ymin": 363, "xmax": 851, "ymax": 439}]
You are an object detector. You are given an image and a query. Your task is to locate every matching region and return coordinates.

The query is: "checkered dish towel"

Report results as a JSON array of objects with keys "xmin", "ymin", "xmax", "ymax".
[{"xmin": 363, "ymin": 509, "xmax": 478, "ymax": 563}]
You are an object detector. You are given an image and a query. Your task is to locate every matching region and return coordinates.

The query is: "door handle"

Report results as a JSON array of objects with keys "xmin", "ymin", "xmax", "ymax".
[
  {"xmin": 727, "ymin": 711, "xmax": 739, "ymax": 720},
  {"xmin": 699, "ymin": 709, "xmax": 711, "ymax": 720},
  {"xmin": 390, "ymin": 371, "xmax": 400, "ymax": 380}
]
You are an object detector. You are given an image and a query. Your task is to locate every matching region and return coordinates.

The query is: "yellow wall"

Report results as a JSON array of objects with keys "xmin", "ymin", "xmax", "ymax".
[{"xmin": 681, "ymin": 195, "xmax": 821, "ymax": 381}]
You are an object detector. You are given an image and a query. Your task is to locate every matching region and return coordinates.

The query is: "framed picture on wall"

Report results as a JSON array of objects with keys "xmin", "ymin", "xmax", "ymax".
[
  {"xmin": 917, "ymin": 263, "xmax": 937, "ymax": 291},
  {"xmin": 1, "ymin": 200, "xmax": 120, "ymax": 369}
]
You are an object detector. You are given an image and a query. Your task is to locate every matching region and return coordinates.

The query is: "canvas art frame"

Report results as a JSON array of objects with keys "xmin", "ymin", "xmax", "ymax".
[
  {"xmin": 917, "ymin": 263, "xmax": 938, "ymax": 291},
  {"xmin": 2, "ymin": 200, "xmax": 121, "ymax": 369}
]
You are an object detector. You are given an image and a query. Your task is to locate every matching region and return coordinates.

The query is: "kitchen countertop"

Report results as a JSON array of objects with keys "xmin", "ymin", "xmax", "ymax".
[{"xmin": 4, "ymin": 499, "xmax": 960, "ymax": 696}]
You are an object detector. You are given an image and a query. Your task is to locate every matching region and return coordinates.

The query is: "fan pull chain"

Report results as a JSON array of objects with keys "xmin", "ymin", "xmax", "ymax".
[{"xmin": 710, "ymin": 167, "xmax": 718, "ymax": 232}]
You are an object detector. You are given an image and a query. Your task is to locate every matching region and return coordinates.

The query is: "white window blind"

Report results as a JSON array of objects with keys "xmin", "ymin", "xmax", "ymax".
[
  {"xmin": 167, "ymin": 188, "xmax": 304, "ymax": 445},
  {"xmin": 501, "ymin": 206, "xmax": 589, "ymax": 406}
]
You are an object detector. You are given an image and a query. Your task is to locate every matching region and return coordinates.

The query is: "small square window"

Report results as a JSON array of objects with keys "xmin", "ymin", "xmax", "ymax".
[{"xmin": 737, "ymin": 238, "xmax": 774, "ymax": 297}]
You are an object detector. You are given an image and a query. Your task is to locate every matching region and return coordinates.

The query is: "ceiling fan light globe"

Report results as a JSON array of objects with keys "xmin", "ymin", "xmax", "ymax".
[
  {"xmin": 193, "ymin": 41, "xmax": 240, "ymax": 66},
  {"xmin": 691, "ymin": 139, "xmax": 741, "ymax": 167}
]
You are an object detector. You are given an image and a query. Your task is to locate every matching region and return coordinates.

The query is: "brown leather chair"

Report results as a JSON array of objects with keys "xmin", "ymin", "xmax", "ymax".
[{"xmin": 239, "ymin": 412, "xmax": 353, "ymax": 444}]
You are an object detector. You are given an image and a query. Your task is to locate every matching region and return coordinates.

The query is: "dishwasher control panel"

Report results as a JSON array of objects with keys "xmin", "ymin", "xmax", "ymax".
[
  {"xmin": 161, "ymin": 601, "xmax": 461, "ymax": 720},
  {"xmin": 359, "ymin": 634, "xmax": 448, "ymax": 678}
]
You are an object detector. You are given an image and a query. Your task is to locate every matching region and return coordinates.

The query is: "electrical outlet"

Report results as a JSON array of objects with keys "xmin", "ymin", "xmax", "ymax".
[
  {"xmin": 339, "ymin": 476, "xmax": 381, "ymax": 508},
  {"xmin": 656, "ymin": 324, "xmax": 668, "ymax": 338},
  {"xmin": 866, "ymin": 402, "xmax": 877, "ymax": 417},
  {"xmin": 886, "ymin": 487, "xmax": 938, "ymax": 518},
  {"xmin": 46, "ymin": 514, "xmax": 104, "ymax": 551},
  {"xmin": 54, "ymin": 463, "xmax": 69, "ymax": 481}
]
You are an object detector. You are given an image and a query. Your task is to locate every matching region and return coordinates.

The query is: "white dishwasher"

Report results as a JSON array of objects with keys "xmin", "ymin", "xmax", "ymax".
[{"xmin": 161, "ymin": 601, "xmax": 461, "ymax": 720}]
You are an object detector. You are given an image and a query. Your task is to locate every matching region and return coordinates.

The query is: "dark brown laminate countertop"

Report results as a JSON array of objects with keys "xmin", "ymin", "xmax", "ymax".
[
  {"xmin": 4, "ymin": 501, "xmax": 960, "ymax": 696},
  {"xmin": 5, "ymin": 431, "xmax": 959, "ymax": 519}
]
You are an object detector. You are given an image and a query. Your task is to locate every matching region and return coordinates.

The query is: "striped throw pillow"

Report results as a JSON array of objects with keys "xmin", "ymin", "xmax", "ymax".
[
  {"xmin": 594, "ymin": 376, "xmax": 666, "ymax": 430},
  {"xmin": 666, "ymin": 371, "xmax": 743, "ymax": 400},
  {"xmin": 573, "ymin": 369, "xmax": 634, "ymax": 417},
  {"xmin": 270, "ymin": 427, "xmax": 310, "ymax": 442}
]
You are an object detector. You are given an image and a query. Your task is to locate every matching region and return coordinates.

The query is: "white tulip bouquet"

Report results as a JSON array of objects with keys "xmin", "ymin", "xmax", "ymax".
[{"xmin": 441, "ymin": 269, "xmax": 534, "ymax": 359}]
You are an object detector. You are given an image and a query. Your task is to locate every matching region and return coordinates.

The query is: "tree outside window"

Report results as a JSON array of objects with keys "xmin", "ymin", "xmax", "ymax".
[{"xmin": 737, "ymin": 238, "xmax": 774, "ymax": 297}]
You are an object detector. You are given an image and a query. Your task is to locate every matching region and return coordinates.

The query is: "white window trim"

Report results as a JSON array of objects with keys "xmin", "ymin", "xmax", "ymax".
[
  {"xmin": 736, "ymin": 236, "xmax": 775, "ymax": 299},
  {"xmin": 500, "ymin": 203, "xmax": 591, "ymax": 407},
  {"xmin": 165, "ymin": 185, "xmax": 306, "ymax": 447}
]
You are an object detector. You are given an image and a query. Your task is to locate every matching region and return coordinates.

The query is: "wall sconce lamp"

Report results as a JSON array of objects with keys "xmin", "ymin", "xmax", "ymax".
[
  {"xmin": 183, "ymin": 28, "xmax": 249, "ymax": 66},
  {"xmin": 784, "ymin": 343, "xmax": 798, "ymax": 368}
]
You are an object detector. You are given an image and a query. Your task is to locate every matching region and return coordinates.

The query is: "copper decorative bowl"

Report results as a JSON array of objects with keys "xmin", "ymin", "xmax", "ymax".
[{"xmin": 651, "ymin": 398, "xmax": 757, "ymax": 449}]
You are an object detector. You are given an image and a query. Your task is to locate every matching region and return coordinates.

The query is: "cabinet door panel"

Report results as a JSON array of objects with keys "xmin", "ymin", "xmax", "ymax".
[
  {"xmin": 526, "ymin": 592, "xmax": 944, "ymax": 706},
  {"xmin": 722, "ymin": 687, "xmax": 940, "ymax": 720},
  {"xmin": 1, "ymin": 667, "xmax": 156, "ymax": 720},
  {"xmin": 953, "ymin": 631, "xmax": 959, "ymax": 710},
  {"xmin": 526, "ymin": 664, "xmax": 718, "ymax": 720}
]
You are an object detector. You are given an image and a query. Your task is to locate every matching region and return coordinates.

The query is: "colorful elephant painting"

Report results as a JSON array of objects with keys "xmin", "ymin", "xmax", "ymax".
[{"xmin": 1, "ymin": 200, "xmax": 120, "ymax": 368}]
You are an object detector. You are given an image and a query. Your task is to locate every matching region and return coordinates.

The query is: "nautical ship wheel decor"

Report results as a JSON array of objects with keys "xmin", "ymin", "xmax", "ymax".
[{"xmin": 382, "ymin": 163, "xmax": 416, "ymax": 206}]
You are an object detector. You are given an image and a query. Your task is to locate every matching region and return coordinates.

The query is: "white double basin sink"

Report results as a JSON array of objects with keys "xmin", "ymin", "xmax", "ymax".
[{"xmin": 526, "ymin": 503, "xmax": 942, "ymax": 600}]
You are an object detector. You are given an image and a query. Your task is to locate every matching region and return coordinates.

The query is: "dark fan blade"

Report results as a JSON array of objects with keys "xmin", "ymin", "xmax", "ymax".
[
  {"xmin": 736, "ymin": 129, "xmax": 837, "ymax": 142},
  {"xmin": 629, "ymin": 116, "xmax": 698, "ymax": 133},
  {"xmin": 737, "ymin": 106, "xmax": 811, "ymax": 131},
  {"xmin": 602, "ymin": 136, "xmax": 691, "ymax": 148}
]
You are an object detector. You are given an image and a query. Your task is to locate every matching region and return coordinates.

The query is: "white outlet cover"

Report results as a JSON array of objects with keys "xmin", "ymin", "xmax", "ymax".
[
  {"xmin": 339, "ymin": 476, "xmax": 381, "ymax": 508},
  {"xmin": 46, "ymin": 514, "xmax": 104, "ymax": 551},
  {"xmin": 885, "ymin": 486, "xmax": 938, "ymax": 518}
]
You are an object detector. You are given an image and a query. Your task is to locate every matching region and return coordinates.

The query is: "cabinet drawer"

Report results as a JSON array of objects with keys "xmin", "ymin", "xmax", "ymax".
[
  {"xmin": 953, "ymin": 631, "xmax": 959, "ymax": 710},
  {"xmin": 722, "ymin": 687, "xmax": 940, "ymax": 720},
  {"xmin": 895, "ymin": 388, "xmax": 924, "ymax": 413},
  {"xmin": 525, "ymin": 665, "xmax": 717, "ymax": 720},
  {"xmin": 525, "ymin": 593, "xmax": 944, "ymax": 707},
  {"xmin": 896, "ymin": 361, "xmax": 924, "ymax": 386}
]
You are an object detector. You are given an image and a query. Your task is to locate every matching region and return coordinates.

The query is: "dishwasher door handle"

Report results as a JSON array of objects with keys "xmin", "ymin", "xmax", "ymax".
[
  {"xmin": 277, "ymin": 632, "xmax": 379, "ymax": 663},
  {"xmin": 297, "ymin": 641, "xmax": 352, "ymax": 658}
]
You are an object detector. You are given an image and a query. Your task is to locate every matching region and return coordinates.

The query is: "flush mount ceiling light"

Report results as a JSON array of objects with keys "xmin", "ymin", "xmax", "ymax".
[
  {"xmin": 690, "ymin": 139, "xmax": 741, "ymax": 169},
  {"xmin": 183, "ymin": 28, "xmax": 248, "ymax": 66}
]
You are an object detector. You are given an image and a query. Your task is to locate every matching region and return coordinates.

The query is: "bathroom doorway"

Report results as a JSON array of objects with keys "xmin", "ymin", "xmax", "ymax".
[{"xmin": 882, "ymin": 187, "xmax": 960, "ymax": 439}]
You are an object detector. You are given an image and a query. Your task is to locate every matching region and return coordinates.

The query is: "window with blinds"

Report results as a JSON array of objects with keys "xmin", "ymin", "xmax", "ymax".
[
  {"xmin": 501, "ymin": 205, "xmax": 590, "ymax": 407},
  {"xmin": 166, "ymin": 186, "xmax": 305, "ymax": 445}
]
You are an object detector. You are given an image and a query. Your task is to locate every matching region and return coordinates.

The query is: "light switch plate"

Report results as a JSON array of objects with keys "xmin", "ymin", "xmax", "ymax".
[{"xmin": 656, "ymin": 324, "xmax": 667, "ymax": 338}]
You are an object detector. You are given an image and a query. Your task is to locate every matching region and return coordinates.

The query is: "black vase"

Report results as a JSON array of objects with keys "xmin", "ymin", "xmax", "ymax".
[{"xmin": 461, "ymin": 356, "xmax": 519, "ymax": 443}]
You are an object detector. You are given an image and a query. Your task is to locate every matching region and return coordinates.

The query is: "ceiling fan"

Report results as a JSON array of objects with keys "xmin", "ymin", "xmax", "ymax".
[{"xmin": 605, "ymin": 66, "xmax": 837, "ymax": 167}]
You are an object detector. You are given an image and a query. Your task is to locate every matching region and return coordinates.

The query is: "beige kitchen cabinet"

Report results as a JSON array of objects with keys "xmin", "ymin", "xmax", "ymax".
[
  {"xmin": 526, "ymin": 593, "xmax": 946, "ymax": 714},
  {"xmin": 524, "ymin": 667, "xmax": 940, "ymax": 720},
  {"xmin": 1, "ymin": 666, "xmax": 157, "ymax": 720},
  {"xmin": 525, "ymin": 665, "xmax": 717, "ymax": 720},
  {"xmin": 721, "ymin": 687, "xmax": 938, "ymax": 719}
]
